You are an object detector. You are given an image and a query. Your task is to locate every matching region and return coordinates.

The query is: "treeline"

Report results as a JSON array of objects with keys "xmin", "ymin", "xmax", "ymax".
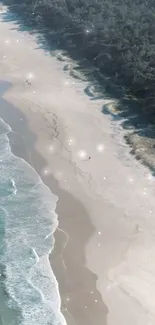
[{"xmin": 2, "ymin": 0, "xmax": 155, "ymax": 116}]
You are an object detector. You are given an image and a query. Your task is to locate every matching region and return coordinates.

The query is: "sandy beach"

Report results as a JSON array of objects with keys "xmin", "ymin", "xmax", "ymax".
[{"xmin": 1, "ymin": 5, "xmax": 155, "ymax": 325}]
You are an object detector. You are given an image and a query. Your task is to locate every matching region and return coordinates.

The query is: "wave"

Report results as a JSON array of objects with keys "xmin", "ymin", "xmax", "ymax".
[{"xmin": 0, "ymin": 117, "xmax": 66, "ymax": 325}]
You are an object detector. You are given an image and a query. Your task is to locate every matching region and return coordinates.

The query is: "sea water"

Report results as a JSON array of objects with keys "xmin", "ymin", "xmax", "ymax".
[{"xmin": 0, "ymin": 117, "xmax": 66, "ymax": 325}]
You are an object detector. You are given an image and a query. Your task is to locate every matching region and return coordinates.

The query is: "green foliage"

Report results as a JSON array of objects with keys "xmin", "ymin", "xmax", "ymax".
[{"xmin": 2, "ymin": 0, "xmax": 155, "ymax": 114}]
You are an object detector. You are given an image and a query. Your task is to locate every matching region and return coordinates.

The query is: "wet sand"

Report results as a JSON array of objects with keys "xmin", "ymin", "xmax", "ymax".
[
  {"xmin": 0, "ymin": 81, "xmax": 108, "ymax": 325},
  {"xmin": 1, "ymin": 8, "xmax": 155, "ymax": 325}
]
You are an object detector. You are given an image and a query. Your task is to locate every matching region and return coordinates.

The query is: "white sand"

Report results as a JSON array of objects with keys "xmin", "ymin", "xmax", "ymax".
[{"xmin": 1, "ymin": 6, "xmax": 155, "ymax": 324}]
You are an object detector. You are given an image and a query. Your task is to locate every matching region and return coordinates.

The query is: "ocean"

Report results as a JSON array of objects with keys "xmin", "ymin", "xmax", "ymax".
[{"xmin": 0, "ymin": 116, "xmax": 66, "ymax": 325}]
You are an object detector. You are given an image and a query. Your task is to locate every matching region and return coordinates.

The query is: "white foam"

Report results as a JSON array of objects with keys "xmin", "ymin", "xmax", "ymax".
[
  {"xmin": 0, "ymin": 117, "xmax": 65, "ymax": 325},
  {"xmin": 10, "ymin": 178, "xmax": 17, "ymax": 195}
]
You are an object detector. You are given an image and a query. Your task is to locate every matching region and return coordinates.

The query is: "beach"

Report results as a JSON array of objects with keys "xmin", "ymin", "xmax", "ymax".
[{"xmin": 1, "ymin": 6, "xmax": 155, "ymax": 325}]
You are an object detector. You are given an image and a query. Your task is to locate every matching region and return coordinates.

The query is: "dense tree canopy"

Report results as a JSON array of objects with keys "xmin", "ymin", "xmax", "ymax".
[{"xmin": 2, "ymin": 0, "xmax": 155, "ymax": 116}]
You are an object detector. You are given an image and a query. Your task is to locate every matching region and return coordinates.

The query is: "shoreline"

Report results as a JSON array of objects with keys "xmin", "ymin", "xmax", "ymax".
[
  {"xmin": 0, "ymin": 81, "xmax": 108, "ymax": 325},
  {"xmin": 1, "ymin": 10, "xmax": 155, "ymax": 325}
]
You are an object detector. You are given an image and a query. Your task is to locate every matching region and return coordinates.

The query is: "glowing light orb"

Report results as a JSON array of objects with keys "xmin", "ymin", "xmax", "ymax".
[
  {"xmin": 96, "ymin": 143, "xmax": 104, "ymax": 153},
  {"xmin": 33, "ymin": 90, "xmax": 36, "ymax": 94},
  {"xmin": 41, "ymin": 167, "xmax": 51, "ymax": 176},
  {"xmin": 5, "ymin": 39, "xmax": 10, "ymax": 44},
  {"xmin": 143, "ymin": 188, "xmax": 147, "ymax": 195},
  {"xmin": 27, "ymin": 72, "xmax": 35, "ymax": 80},
  {"xmin": 43, "ymin": 169, "xmax": 48, "ymax": 175},
  {"xmin": 67, "ymin": 137, "xmax": 76, "ymax": 146},
  {"xmin": 16, "ymin": 39, "xmax": 19, "ymax": 43},
  {"xmin": 147, "ymin": 173, "xmax": 153, "ymax": 181},
  {"xmin": 128, "ymin": 177, "xmax": 134, "ymax": 183},
  {"xmin": 98, "ymin": 231, "xmax": 101, "ymax": 235},
  {"xmin": 3, "ymin": 55, "xmax": 6, "ymax": 59},
  {"xmin": 77, "ymin": 150, "xmax": 87, "ymax": 160},
  {"xmin": 49, "ymin": 145, "xmax": 54, "ymax": 152}
]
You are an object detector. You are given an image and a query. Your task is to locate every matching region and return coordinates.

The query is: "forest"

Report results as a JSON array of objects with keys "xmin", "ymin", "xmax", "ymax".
[{"xmin": 1, "ymin": 0, "xmax": 155, "ymax": 118}]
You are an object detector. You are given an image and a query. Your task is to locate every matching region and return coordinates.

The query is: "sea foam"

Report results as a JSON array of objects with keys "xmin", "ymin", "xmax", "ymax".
[{"xmin": 0, "ymin": 117, "xmax": 66, "ymax": 325}]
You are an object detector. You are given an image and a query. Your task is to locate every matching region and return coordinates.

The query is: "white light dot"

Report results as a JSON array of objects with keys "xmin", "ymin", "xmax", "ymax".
[
  {"xmin": 67, "ymin": 137, "xmax": 76, "ymax": 146},
  {"xmin": 65, "ymin": 81, "xmax": 69, "ymax": 85},
  {"xmin": 103, "ymin": 176, "xmax": 106, "ymax": 180},
  {"xmin": 55, "ymin": 171, "xmax": 63, "ymax": 180},
  {"xmin": 98, "ymin": 243, "xmax": 101, "ymax": 247},
  {"xmin": 91, "ymin": 291, "xmax": 93, "ymax": 294},
  {"xmin": 149, "ymin": 210, "xmax": 152, "ymax": 214},
  {"xmin": 33, "ymin": 90, "xmax": 36, "ymax": 94},
  {"xmin": 95, "ymin": 299, "xmax": 98, "ymax": 303},
  {"xmin": 85, "ymin": 306, "xmax": 87, "ymax": 309},
  {"xmin": 96, "ymin": 144, "xmax": 104, "ymax": 153},
  {"xmin": 147, "ymin": 173, "xmax": 153, "ymax": 181},
  {"xmin": 98, "ymin": 231, "xmax": 101, "ymax": 235},
  {"xmin": 5, "ymin": 39, "xmax": 10, "ymax": 44},
  {"xmin": 48, "ymin": 145, "xmax": 55, "ymax": 153},
  {"xmin": 16, "ymin": 39, "xmax": 19, "ymax": 43},
  {"xmin": 27, "ymin": 72, "xmax": 35, "ymax": 80},
  {"xmin": 77, "ymin": 150, "xmax": 87, "ymax": 160},
  {"xmin": 128, "ymin": 177, "xmax": 134, "ymax": 183},
  {"xmin": 42, "ymin": 168, "xmax": 50, "ymax": 176},
  {"xmin": 47, "ymin": 144, "xmax": 55, "ymax": 154},
  {"xmin": 66, "ymin": 297, "xmax": 70, "ymax": 301},
  {"xmin": 3, "ymin": 55, "xmax": 6, "ymax": 59},
  {"xmin": 143, "ymin": 187, "xmax": 147, "ymax": 195}
]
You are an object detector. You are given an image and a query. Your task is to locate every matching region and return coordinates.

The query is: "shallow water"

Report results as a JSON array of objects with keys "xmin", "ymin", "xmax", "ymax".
[{"xmin": 0, "ymin": 117, "xmax": 66, "ymax": 325}]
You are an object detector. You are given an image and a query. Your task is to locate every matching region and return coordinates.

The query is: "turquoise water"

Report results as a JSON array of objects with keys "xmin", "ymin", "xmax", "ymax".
[{"xmin": 0, "ymin": 117, "xmax": 66, "ymax": 325}]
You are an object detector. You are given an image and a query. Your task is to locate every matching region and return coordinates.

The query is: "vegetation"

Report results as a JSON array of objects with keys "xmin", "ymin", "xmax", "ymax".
[{"xmin": 1, "ymin": 0, "xmax": 155, "ymax": 117}]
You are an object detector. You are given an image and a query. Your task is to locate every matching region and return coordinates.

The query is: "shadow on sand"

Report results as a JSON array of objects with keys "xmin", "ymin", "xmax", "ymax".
[{"xmin": 1, "ymin": 6, "xmax": 155, "ymax": 160}]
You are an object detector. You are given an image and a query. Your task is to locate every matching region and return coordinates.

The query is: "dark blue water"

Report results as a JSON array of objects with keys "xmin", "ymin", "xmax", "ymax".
[{"xmin": 0, "ymin": 117, "xmax": 66, "ymax": 325}]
